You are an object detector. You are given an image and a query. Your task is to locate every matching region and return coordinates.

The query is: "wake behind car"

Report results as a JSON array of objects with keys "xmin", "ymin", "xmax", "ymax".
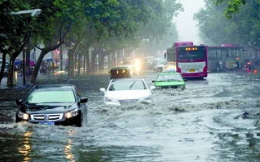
[
  {"xmin": 152, "ymin": 72, "xmax": 185, "ymax": 90},
  {"xmin": 15, "ymin": 84, "xmax": 88, "ymax": 127},
  {"xmin": 100, "ymin": 78, "xmax": 155, "ymax": 106}
]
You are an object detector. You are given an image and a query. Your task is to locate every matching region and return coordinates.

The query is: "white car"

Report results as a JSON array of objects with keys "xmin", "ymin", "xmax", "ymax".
[
  {"xmin": 100, "ymin": 78, "xmax": 155, "ymax": 106},
  {"xmin": 152, "ymin": 58, "xmax": 167, "ymax": 72}
]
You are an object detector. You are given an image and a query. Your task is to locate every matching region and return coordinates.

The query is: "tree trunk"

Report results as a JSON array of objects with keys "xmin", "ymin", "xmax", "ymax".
[
  {"xmin": 111, "ymin": 52, "xmax": 116, "ymax": 67},
  {"xmin": 77, "ymin": 53, "xmax": 82, "ymax": 76},
  {"xmin": 91, "ymin": 50, "xmax": 98, "ymax": 73},
  {"xmin": 99, "ymin": 54, "xmax": 105, "ymax": 71},
  {"xmin": 108, "ymin": 54, "xmax": 111, "ymax": 69},
  {"xmin": 86, "ymin": 49, "xmax": 91, "ymax": 73},
  {"xmin": 30, "ymin": 49, "xmax": 48, "ymax": 83},
  {"xmin": 68, "ymin": 49, "xmax": 74, "ymax": 77},
  {"xmin": 0, "ymin": 52, "xmax": 7, "ymax": 87},
  {"xmin": 83, "ymin": 54, "xmax": 86, "ymax": 75},
  {"xmin": 7, "ymin": 55, "xmax": 16, "ymax": 87}
]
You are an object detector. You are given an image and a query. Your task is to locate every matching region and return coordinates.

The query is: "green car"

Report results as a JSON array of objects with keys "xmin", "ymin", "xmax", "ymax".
[{"xmin": 152, "ymin": 72, "xmax": 185, "ymax": 90}]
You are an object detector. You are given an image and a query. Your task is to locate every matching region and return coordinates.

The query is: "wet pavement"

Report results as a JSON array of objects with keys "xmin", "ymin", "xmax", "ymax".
[{"xmin": 1, "ymin": 71, "xmax": 260, "ymax": 162}]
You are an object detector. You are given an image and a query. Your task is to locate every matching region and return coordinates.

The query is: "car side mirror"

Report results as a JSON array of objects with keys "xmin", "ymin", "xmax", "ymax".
[
  {"xmin": 80, "ymin": 97, "xmax": 88, "ymax": 103},
  {"xmin": 100, "ymin": 88, "xmax": 105, "ymax": 92},
  {"xmin": 16, "ymin": 99, "xmax": 23, "ymax": 105},
  {"xmin": 150, "ymin": 86, "xmax": 156, "ymax": 90},
  {"xmin": 152, "ymin": 80, "xmax": 155, "ymax": 83}
]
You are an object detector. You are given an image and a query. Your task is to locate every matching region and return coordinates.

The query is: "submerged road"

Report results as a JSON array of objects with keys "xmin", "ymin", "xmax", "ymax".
[{"xmin": 0, "ymin": 71, "xmax": 260, "ymax": 162}]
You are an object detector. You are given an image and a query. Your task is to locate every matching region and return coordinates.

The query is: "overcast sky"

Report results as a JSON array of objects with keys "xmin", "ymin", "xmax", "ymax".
[{"xmin": 174, "ymin": 0, "xmax": 205, "ymax": 45}]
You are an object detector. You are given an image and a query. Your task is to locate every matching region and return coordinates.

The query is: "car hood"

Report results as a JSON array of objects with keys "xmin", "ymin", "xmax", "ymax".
[
  {"xmin": 24, "ymin": 103, "xmax": 75, "ymax": 114},
  {"xmin": 106, "ymin": 90, "xmax": 151, "ymax": 100}
]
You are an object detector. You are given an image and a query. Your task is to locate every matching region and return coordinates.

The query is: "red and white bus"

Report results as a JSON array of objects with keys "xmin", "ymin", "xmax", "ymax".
[
  {"xmin": 165, "ymin": 41, "xmax": 208, "ymax": 79},
  {"xmin": 207, "ymin": 44, "xmax": 260, "ymax": 72}
]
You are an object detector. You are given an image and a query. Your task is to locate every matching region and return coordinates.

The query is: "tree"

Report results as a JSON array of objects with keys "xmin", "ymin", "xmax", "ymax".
[
  {"xmin": 131, "ymin": 0, "xmax": 182, "ymax": 56},
  {"xmin": 65, "ymin": 0, "xmax": 183, "ymax": 75},
  {"xmin": 0, "ymin": 0, "xmax": 40, "ymax": 87},
  {"xmin": 215, "ymin": 0, "xmax": 246, "ymax": 18},
  {"xmin": 0, "ymin": 0, "xmax": 183, "ymax": 86},
  {"xmin": 194, "ymin": 0, "xmax": 260, "ymax": 46}
]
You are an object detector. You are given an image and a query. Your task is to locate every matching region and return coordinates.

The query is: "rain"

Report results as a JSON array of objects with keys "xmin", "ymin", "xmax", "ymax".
[{"xmin": 1, "ymin": 0, "xmax": 260, "ymax": 162}]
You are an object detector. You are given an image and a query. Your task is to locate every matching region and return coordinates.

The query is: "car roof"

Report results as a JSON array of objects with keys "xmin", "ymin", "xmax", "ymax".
[{"xmin": 110, "ymin": 66, "xmax": 131, "ymax": 70}]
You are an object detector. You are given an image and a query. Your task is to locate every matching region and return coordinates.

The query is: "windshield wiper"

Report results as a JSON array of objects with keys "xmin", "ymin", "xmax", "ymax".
[
  {"xmin": 168, "ymin": 79, "xmax": 181, "ymax": 82},
  {"xmin": 129, "ymin": 81, "xmax": 136, "ymax": 89}
]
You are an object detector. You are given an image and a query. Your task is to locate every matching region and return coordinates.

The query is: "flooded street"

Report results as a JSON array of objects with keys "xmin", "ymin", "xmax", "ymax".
[{"xmin": 1, "ymin": 72, "xmax": 260, "ymax": 162}]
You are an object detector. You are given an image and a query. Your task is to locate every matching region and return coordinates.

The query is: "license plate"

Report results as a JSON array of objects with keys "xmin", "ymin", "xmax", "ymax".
[
  {"xmin": 39, "ymin": 122, "xmax": 55, "ymax": 125},
  {"xmin": 189, "ymin": 69, "xmax": 195, "ymax": 72}
]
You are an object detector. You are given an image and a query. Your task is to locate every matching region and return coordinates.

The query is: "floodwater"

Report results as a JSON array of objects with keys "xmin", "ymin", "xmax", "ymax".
[{"xmin": 1, "ymin": 71, "xmax": 260, "ymax": 162}]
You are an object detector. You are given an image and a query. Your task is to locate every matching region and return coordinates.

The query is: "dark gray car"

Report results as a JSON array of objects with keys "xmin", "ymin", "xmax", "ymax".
[{"xmin": 15, "ymin": 84, "xmax": 88, "ymax": 127}]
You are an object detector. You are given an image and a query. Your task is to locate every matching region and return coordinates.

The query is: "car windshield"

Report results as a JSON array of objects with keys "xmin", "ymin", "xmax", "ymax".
[
  {"xmin": 157, "ymin": 74, "xmax": 183, "ymax": 82},
  {"xmin": 27, "ymin": 89, "xmax": 76, "ymax": 103},
  {"xmin": 108, "ymin": 79, "xmax": 147, "ymax": 91}
]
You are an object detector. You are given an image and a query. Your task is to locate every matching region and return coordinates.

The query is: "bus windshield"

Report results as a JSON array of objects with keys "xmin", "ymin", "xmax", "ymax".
[{"xmin": 178, "ymin": 46, "xmax": 206, "ymax": 61}]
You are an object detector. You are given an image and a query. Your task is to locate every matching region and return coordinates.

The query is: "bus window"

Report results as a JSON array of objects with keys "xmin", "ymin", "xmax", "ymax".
[
  {"xmin": 178, "ymin": 47, "xmax": 206, "ymax": 60},
  {"xmin": 217, "ymin": 50, "xmax": 222, "ymax": 58}
]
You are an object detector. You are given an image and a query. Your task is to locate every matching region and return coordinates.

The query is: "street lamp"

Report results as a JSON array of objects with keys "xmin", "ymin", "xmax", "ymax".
[{"xmin": 11, "ymin": 9, "xmax": 42, "ymax": 17}]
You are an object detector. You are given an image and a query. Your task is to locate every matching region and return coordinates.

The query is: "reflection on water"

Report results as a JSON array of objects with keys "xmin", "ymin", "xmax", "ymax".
[
  {"xmin": 64, "ymin": 139, "xmax": 74, "ymax": 162},
  {"xmin": 64, "ymin": 129, "xmax": 77, "ymax": 162},
  {"xmin": 18, "ymin": 131, "xmax": 33, "ymax": 162}
]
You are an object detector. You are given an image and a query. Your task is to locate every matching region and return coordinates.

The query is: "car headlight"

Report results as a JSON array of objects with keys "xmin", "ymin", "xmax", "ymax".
[
  {"xmin": 65, "ymin": 109, "xmax": 79, "ymax": 119},
  {"xmin": 18, "ymin": 111, "xmax": 29, "ymax": 120}
]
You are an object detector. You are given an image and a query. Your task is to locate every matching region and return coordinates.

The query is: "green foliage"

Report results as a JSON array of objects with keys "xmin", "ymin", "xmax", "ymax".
[
  {"xmin": 73, "ymin": 0, "xmax": 182, "ymax": 57},
  {"xmin": 1, "ymin": 0, "xmax": 182, "ymax": 53},
  {"xmin": 215, "ymin": 0, "xmax": 246, "ymax": 18},
  {"xmin": 194, "ymin": 0, "xmax": 260, "ymax": 47},
  {"xmin": 0, "ymin": 0, "xmax": 31, "ymax": 51}
]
